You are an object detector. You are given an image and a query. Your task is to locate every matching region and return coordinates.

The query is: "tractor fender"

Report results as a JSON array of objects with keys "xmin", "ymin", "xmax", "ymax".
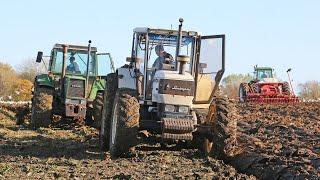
[{"xmin": 34, "ymin": 74, "xmax": 54, "ymax": 88}]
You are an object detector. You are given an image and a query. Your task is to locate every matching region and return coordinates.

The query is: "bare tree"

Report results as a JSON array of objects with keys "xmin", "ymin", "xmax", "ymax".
[
  {"xmin": 298, "ymin": 81, "xmax": 320, "ymax": 100},
  {"xmin": 16, "ymin": 58, "xmax": 48, "ymax": 82},
  {"xmin": 221, "ymin": 73, "xmax": 253, "ymax": 99}
]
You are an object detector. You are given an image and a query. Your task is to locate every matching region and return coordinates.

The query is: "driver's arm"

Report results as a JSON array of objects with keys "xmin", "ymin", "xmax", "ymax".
[
  {"xmin": 164, "ymin": 53, "xmax": 174, "ymax": 64},
  {"xmin": 152, "ymin": 58, "xmax": 160, "ymax": 70}
]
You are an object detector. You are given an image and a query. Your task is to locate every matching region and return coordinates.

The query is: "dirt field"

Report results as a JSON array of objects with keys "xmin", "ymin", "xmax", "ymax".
[
  {"xmin": 0, "ymin": 102, "xmax": 319, "ymax": 179},
  {"xmin": 232, "ymin": 102, "xmax": 320, "ymax": 179},
  {"xmin": 0, "ymin": 107, "xmax": 253, "ymax": 179}
]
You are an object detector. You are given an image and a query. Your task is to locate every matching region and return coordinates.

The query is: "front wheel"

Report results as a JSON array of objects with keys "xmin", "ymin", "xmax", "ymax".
[
  {"xmin": 109, "ymin": 89, "xmax": 139, "ymax": 158},
  {"xmin": 30, "ymin": 86, "xmax": 54, "ymax": 129}
]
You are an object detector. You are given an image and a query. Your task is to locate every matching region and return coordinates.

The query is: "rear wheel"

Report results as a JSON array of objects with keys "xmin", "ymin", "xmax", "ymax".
[
  {"xmin": 31, "ymin": 86, "xmax": 53, "ymax": 129},
  {"xmin": 282, "ymin": 82, "xmax": 291, "ymax": 94},
  {"xmin": 212, "ymin": 97, "xmax": 237, "ymax": 159},
  {"xmin": 109, "ymin": 88, "xmax": 139, "ymax": 158},
  {"xmin": 194, "ymin": 109, "xmax": 213, "ymax": 155},
  {"xmin": 92, "ymin": 91, "xmax": 104, "ymax": 128},
  {"xmin": 251, "ymin": 83, "xmax": 260, "ymax": 93},
  {"xmin": 239, "ymin": 83, "xmax": 249, "ymax": 102},
  {"xmin": 100, "ymin": 73, "xmax": 118, "ymax": 151}
]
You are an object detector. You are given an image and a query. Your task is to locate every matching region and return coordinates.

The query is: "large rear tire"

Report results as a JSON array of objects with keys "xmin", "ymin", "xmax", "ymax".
[
  {"xmin": 212, "ymin": 97, "xmax": 237, "ymax": 159},
  {"xmin": 194, "ymin": 109, "xmax": 213, "ymax": 155},
  {"xmin": 100, "ymin": 73, "xmax": 118, "ymax": 151},
  {"xmin": 239, "ymin": 83, "xmax": 250, "ymax": 103},
  {"xmin": 30, "ymin": 86, "xmax": 53, "ymax": 129},
  {"xmin": 92, "ymin": 91, "xmax": 104, "ymax": 128},
  {"xmin": 109, "ymin": 88, "xmax": 139, "ymax": 158},
  {"xmin": 282, "ymin": 82, "xmax": 291, "ymax": 94}
]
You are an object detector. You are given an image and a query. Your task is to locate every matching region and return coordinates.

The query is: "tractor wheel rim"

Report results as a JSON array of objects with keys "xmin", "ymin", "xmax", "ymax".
[
  {"xmin": 100, "ymin": 115, "xmax": 105, "ymax": 139},
  {"xmin": 110, "ymin": 100, "xmax": 118, "ymax": 147},
  {"xmin": 239, "ymin": 87, "xmax": 244, "ymax": 102}
]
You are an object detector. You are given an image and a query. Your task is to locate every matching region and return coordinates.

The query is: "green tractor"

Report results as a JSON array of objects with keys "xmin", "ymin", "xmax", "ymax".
[{"xmin": 31, "ymin": 41, "xmax": 115, "ymax": 128}]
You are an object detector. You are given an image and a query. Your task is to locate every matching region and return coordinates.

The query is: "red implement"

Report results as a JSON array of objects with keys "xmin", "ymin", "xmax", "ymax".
[{"xmin": 239, "ymin": 82, "xmax": 300, "ymax": 103}]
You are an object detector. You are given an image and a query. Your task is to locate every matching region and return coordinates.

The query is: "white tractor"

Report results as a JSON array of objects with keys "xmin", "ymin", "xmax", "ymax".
[{"xmin": 100, "ymin": 18, "xmax": 237, "ymax": 158}]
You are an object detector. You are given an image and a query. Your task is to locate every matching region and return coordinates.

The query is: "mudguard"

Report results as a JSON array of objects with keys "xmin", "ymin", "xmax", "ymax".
[
  {"xmin": 35, "ymin": 74, "xmax": 54, "ymax": 88},
  {"xmin": 88, "ymin": 78, "xmax": 106, "ymax": 100}
]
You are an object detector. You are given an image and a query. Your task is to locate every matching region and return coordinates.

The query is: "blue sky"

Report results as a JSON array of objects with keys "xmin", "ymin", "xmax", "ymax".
[{"xmin": 0, "ymin": 0, "xmax": 319, "ymax": 89}]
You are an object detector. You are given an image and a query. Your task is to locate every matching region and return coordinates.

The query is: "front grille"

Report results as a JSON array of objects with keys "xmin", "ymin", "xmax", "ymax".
[
  {"xmin": 158, "ymin": 79, "xmax": 194, "ymax": 96},
  {"xmin": 67, "ymin": 79, "xmax": 85, "ymax": 98}
]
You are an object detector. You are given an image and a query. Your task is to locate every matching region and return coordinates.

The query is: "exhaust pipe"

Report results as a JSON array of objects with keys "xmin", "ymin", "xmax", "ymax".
[
  {"xmin": 286, "ymin": 68, "xmax": 295, "ymax": 95},
  {"xmin": 175, "ymin": 18, "xmax": 184, "ymax": 71},
  {"xmin": 85, "ymin": 40, "xmax": 92, "ymax": 96},
  {"xmin": 177, "ymin": 55, "xmax": 190, "ymax": 75}
]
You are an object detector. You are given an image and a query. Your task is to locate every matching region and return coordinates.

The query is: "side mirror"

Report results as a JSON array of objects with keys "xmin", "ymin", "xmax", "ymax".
[{"xmin": 36, "ymin": 51, "xmax": 43, "ymax": 63}]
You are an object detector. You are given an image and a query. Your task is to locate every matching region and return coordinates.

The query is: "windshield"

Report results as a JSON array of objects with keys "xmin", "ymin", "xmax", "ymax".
[
  {"xmin": 148, "ymin": 33, "xmax": 193, "ymax": 69},
  {"xmin": 135, "ymin": 33, "xmax": 194, "ymax": 71},
  {"xmin": 51, "ymin": 49, "xmax": 96, "ymax": 76},
  {"xmin": 256, "ymin": 69, "xmax": 273, "ymax": 79}
]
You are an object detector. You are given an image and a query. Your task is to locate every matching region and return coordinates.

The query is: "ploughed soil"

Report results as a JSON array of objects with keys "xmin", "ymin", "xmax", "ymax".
[
  {"xmin": 0, "ymin": 102, "xmax": 319, "ymax": 179},
  {"xmin": 0, "ymin": 106, "xmax": 252, "ymax": 179},
  {"xmin": 232, "ymin": 102, "xmax": 320, "ymax": 179}
]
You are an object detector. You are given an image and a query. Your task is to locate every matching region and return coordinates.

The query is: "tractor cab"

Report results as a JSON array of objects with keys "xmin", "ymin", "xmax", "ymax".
[
  {"xmin": 33, "ymin": 41, "xmax": 115, "ymax": 125},
  {"xmin": 254, "ymin": 66, "xmax": 274, "ymax": 81},
  {"xmin": 127, "ymin": 25, "xmax": 225, "ymax": 106}
]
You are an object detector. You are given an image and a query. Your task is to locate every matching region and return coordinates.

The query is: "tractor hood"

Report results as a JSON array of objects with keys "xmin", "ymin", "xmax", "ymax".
[
  {"xmin": 152, "ymin": 70, "xmax": 194, "ymax": 106},
  {"xmin": 153, "ymin": 70, "xmax": 194, "ymax": 81}
]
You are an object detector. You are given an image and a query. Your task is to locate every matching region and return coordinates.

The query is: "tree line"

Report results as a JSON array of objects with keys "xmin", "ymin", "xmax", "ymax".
[{"xmin": 0, "ymin": 59, "xmax": 45, "ymax": 101}]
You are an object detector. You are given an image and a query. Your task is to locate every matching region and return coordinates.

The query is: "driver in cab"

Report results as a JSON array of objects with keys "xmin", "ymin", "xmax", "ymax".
[
  {"xmin": 152, "ymin": 44, "xmax": 174, "ymax": 70},
  {"xmin": 67, "ymin": 56, "xmax": 80, "ymax": 73}
]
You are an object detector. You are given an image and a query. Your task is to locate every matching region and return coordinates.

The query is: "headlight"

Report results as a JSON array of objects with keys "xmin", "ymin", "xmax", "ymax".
[
  {"xmin": 178, "ymin": 106, "xmax": 189, "ymax": 114},
  {"xmin": 164, "ymin": 105, "xmax": 175, "ymax": 112}
]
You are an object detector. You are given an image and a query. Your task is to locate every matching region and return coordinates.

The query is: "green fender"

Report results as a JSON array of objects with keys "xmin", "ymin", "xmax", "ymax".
[
  {"xmin": 35, "ymin": 74, "xmax": 54, "ymax": 88},
  {"xmin": 88, "ymin": 78, "xmax": 106, "ymax": 100}
]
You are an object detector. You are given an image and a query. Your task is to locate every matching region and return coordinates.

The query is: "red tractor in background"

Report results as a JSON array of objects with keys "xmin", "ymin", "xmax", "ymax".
[{"xmin": 239, "ymin": 66, "xmax": 299, "ymax": 103}]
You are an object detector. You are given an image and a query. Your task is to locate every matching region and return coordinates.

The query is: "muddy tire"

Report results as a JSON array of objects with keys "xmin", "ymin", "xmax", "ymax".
[
  {"xmin": 99, "ymin": 73, "xmax": 118, "ymax": 151},
  {"xmin": 31, "ymin": 86, "xmax": 54, "ymax": 129},
  {"xmin": 239, "ymin": 83, "xmax": 250, "ymax": 103},
  {"xmin": 193, "ymin": 109, "xmax": 212, "ymax": 154},
  {"xmin": 282, "ymin": 82, "xmax": 291, "ymax": 94},
  {"xmin": 109, "ymin": 88, "xmax": 139, "ymax": 158},
  {"xmin": 92, "ymin": 91, "xmax": 104, "ymax": 128},
  {"xmin": 212, "ymin": 97, "xmax": 237, "ymax": 159},
  {"xmin": 251, "ymin": 83, "xmax": 260, "ymax": 93}
]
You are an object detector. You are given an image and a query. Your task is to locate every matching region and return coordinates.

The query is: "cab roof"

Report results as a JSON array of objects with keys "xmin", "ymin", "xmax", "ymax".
[
  {"xmin": 133, "ymin": 27, "xmax": 199, "ymax": 37},
  {"xmin": 53, "ymin": 44, "xmax": 97, "ymax": 52},
  {"xmin": 255, "ymin": 67, "xmax": 273, "ymax": 70}
]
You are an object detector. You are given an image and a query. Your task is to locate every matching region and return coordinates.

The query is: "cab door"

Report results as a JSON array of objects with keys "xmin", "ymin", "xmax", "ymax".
[
  {"xmin": 194, "ymin": 35, "xmax": 225, "ymax": 104},
  {"xmin": 96, "ymin": 53, "xmax": 115, "ymax": 76}
]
